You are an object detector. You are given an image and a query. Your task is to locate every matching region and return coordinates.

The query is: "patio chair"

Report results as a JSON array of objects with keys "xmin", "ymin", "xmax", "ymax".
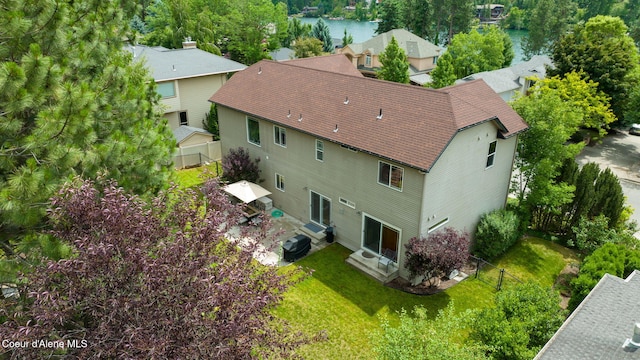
[{"xmin": 377, "ymin": 248, "xmax": 397, "ymax": 273}]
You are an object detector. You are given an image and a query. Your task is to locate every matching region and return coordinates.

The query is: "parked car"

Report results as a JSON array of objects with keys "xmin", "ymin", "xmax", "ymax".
[{"xmin": 630, "ymin": 124, "xmax": 640, "ymax": 135}]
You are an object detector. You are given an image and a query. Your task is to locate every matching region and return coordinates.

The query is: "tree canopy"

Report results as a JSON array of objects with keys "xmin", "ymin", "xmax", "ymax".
[
  {"xmin": 471, "ymin": 282, "xmax": 566, "ymax": 360},
  {"xmin": 377, "ymin": 36, "xmax": 410, "ymax": 83},
  {"xmin": 0, "ymin": 0, "xmax": 174, "ymax": 276},
  {"xmin": 429, "ymin": 26, "xmax": 514, "ymax": 88},
  {"xmin": 550, "ymin": 15, "xmax": 640, "ymax": 124},
  {"xmin": 142, "ymin": 0, "xmax": 289, "ymax": 65},
  {"xmin": 0, "ymin": 178, "xmax": 309, "ymax": 358},
  {"xmin": 311, "ymin": 18, "xmax": 335, "ymax": 53}
]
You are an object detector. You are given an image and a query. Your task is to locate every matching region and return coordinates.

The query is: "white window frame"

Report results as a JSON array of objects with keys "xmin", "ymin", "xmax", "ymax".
[
  {"xmin": 274, "ymin": 125, "xmax": 286, "ymax": 147},
  {"xmin": 310, "ymin": 191, "xmax": 331, "ymax": 227},
  {"xmin": 275, "ymin": 173, "xmax": 285, "ymax": 192},
  {"xmin": 179, "ymin": 111, "xmax": 188, "ymax": 126},
  {"xmin": 315, "ymin": 139, "xmax": 324, "ymax": 161},
  {"xmin": 247, "ymin": 117, "xmax": 261, "ymax": 146},
  {"xmin": 339, "ymin": 197, "xmax": 355, "ymax": 209},
  {"xmin": 361, "ymin": 212, "xmax": 401, "ymax": 260},
  {"xmin": 365, "ymin": 54, "xmax": 372, "ymax": 67},
  {"xmin": 377, "ymin": 161, "xmax": 404, "ymax": 191},
  {"xmin": 428, "ymin": 217, "xmax": 449, "ymax": 233},
  {"xmin": 486, "ymin": 141, "xmax": 497, "ymax": 168}
]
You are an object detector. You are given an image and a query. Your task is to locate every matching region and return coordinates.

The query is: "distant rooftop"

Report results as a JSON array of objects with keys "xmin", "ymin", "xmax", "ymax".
[
  {"xmin": 535, "ymin": 270, "xmax": 640, "ymax": 360},
  {"xmin": 456, "ymin": 55, "xmax": 553, "ymax": 94},
  {"xmin": 125, "ymin": 44, "xmax": 246, "ymax": 82},
  {"xmin": 345, "ymin": 28, "xmax": 441, "ymax": 58}
]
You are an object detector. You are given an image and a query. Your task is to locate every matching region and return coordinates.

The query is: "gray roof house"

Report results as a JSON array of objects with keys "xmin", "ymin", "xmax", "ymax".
[
  {"xmin": 126, "ymin": 41, "xmax": 246, "ymax": 143},
  {"xmin": 456, "ymin": 55, "xmax": 553, "ymax": 101},
  {"xmin": 535, "ymin": 270, "xmax": 640, "ymax": 360},
  {"xmin": 338, "ymin": 29, "xmax": 442, "ymax": 81},
  {"xmin": 209, "ymin": 58, "xmax": 527, "ymax": 282}
]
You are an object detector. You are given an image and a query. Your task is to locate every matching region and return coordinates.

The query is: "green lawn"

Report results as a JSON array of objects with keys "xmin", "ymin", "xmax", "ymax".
[
  {"xmin": 174, "ymin": 162, "xmax": 221, "ymax": 188},
  {"xmin": 274, "ymin": 237, "xmax": 578, "ymax": 359}
]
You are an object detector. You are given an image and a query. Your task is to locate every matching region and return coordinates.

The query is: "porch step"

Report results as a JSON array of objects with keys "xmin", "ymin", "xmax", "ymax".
[
  {"xmin": 296, "ymin": 223, "xmax": 326, "ymax": 245},
  {"xmin": 346, "ymin": 249, "xmax": 398, "ymax": 283}
]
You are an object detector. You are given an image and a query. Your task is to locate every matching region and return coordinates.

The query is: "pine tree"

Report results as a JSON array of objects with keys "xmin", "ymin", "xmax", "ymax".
[
  {"xmin": 377, "ymin": 36, "xmax": 410, "ymax": 84},
  {"xmin": 311, "ymin": 18, "xmax": 334, "ymax": 53},
  {"xmin": 0, "ymin": 0, "xmax": 174, "ymax": 275}
]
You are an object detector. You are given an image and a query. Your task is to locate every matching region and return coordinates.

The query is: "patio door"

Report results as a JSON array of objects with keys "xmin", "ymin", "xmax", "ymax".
[
  {"xmin": 363, "ymin": 214, "xmax": 399, "ymax": 260},
  {"xmin": 310, "ymin": 191, "xmax": 331, "ymax": 227}
]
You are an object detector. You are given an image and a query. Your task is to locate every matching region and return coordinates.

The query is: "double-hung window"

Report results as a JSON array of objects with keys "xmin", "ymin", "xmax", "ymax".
[
  {"xmin": 275, "ymin": 173, "xmax": 285, "ymax": 191},
  {"xmin": 486, "ymin": 141, "xmax": 497, "ymax": 168},
  {"xmin": 378, "ymin": 161, "xmax": 403, "ymax": 191},
  {"xmin": 274, "ymin": 125, "xmax": 286, "ymax": 147},
  {"xmin": 315, "ymin": 139, "xmax": 324, "ymax": 161}
]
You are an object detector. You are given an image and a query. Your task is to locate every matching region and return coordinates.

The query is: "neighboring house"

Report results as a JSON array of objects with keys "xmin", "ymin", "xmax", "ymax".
[
  {"xmin": 476, "ymin": 4, "xmax": 505, "ymax": 23},
  {"xmin": 209, "ymin": 59, "xmax": 527, "ymax": 281},
  {"xmin": 535, "ymin": 270, "xmax": 640, "ymax": 359},
  {"xmin": 338, "ymin": 29, "xmax": 442, "ymax": 81},
  {"xmin": 126, "ymin": 41, "xmax": 246, "ymax": 133},
  {"xmin": 456, "ymin": 55, "xmax": 553, "ymax": 102}
]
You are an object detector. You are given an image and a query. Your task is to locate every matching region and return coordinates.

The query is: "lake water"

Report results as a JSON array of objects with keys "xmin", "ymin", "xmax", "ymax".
[{"xmin": 297, "ymin": 17, "xmax": 527, "ymax": 64}]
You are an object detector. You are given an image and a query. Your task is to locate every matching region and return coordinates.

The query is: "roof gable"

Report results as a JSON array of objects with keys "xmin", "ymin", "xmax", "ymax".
[
  {"xmin": 210, "ymin": 60, "xmax": 527, "ymax": 172},
  {"xmin": 344, "ymin": 29, "xmax": 442, "ymax": 58}
]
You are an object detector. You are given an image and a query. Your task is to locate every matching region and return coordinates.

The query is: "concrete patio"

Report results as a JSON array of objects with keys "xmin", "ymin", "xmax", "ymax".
[{"xmin": 225, "ymin": 209, "xmax": 332, "ymax": 266}]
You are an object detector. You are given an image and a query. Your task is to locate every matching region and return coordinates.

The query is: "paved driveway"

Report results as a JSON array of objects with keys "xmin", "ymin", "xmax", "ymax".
[{"xmin": 575, "ymin": 130, "xmax": 640, "ymax": 230}]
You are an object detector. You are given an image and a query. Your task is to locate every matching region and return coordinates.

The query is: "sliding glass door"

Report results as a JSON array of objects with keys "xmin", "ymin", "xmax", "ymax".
[
  {"xmin": 363, "ymin": 215, "xmax": 399, "ymax": 260},
  {"xmin": 310, "ymin": 191, "xmax": 331, "ymax": 227}
]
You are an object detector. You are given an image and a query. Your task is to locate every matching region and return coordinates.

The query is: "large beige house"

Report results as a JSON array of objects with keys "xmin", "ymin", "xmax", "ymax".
[
  {"xmin": 339, "ymin": 29, "xmax": 442, "ymax": 81},
  {"xmin": 128, "ymin": 41, "xmax": 246, "ymax": 133},
  {"xmin": 210, "ymin": 58, "xmax": 527, "ymax": 281}
]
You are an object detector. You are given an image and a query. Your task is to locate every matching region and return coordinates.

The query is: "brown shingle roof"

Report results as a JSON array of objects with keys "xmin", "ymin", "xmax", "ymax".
[
  {"xmin": 284, "ymin": 54, "xmax": 363, "ymax": 77},
  {"xmin": 210, "ymin": 60, "xmax": 528, "ymax": 172}
]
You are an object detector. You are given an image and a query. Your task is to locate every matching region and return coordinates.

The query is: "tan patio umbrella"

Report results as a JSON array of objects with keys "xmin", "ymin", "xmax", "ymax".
[{"xmin": 222, "ymin": 180, "xmax": 272, "ymax": 203}]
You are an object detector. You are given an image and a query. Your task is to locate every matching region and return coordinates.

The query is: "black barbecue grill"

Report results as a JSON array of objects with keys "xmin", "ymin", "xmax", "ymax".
[{"xmin": 282, "ymin": 234, "xmax": 311, "ymax": 262}]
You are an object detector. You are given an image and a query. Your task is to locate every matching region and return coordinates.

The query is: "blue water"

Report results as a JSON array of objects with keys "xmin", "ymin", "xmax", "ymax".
[{"xmin": 297, "ymin": 17, "xmax": 527, "ymax": 64}]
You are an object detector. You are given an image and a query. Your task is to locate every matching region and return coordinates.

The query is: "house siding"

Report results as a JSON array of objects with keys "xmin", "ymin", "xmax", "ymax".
[
  {"xmin": 162, "ymin": 74, "xmax": 227, "ymax": 130},
  {"xmin": 420, "ymin": 121, "xmax": 516, "ymax": 240},
  {"xmin": 218, "ymin": 106, "xmax": 423, "ymax": 273}
]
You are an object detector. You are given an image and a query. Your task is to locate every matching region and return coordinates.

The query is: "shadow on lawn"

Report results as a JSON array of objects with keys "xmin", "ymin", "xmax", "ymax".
[{"xmin": 296, "ymin": 244, "xmax": 451, "ymax": 317}]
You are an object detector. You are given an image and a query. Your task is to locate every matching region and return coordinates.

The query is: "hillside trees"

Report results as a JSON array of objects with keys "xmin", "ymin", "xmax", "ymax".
[
  {"xmin": 143, "ymin": 0, "xmax": 288, "ymax": 65},
  {"xmin": 377, "ymin": 36, "xmax": 410, "ymax": 83},
  {"xmin": 0, "ymin": 0, "xmax": 174, "ymax": 276},
  {"xmin": 550, "ymin": 16, "xmax": 640, "ymax": 123},
  {"xmin": 0, "ymin": 178, "xmax": 309, "ymax": 358},
  {"xmin": 376, "ymin": 0, "xmax": 406, "ymax": 34},
  {"xmin": 523, "ymin": 0, "xmax": 578, "ymax": 58}
]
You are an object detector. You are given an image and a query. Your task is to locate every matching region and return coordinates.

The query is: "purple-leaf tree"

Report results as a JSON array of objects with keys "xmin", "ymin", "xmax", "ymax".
[
  {"xmin": 221, "ymin": 147, "xmax": 262, "ymax": 184},
  {"xmin": 0, "ymin": 177, "xmax": 310, "ymax": 359},
  {"xmin": 404, "ymin": 227, "xmax": 470, "ymax": 286}
]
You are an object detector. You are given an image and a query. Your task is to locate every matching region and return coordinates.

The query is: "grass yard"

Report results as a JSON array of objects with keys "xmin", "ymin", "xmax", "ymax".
[
  {"xmin": 274, "ymin": 237, "xmax": 578, "ymax": 359},
  {"xmin": 174, "ymin": 162, "xmax": 221, "ymax": 188}
]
